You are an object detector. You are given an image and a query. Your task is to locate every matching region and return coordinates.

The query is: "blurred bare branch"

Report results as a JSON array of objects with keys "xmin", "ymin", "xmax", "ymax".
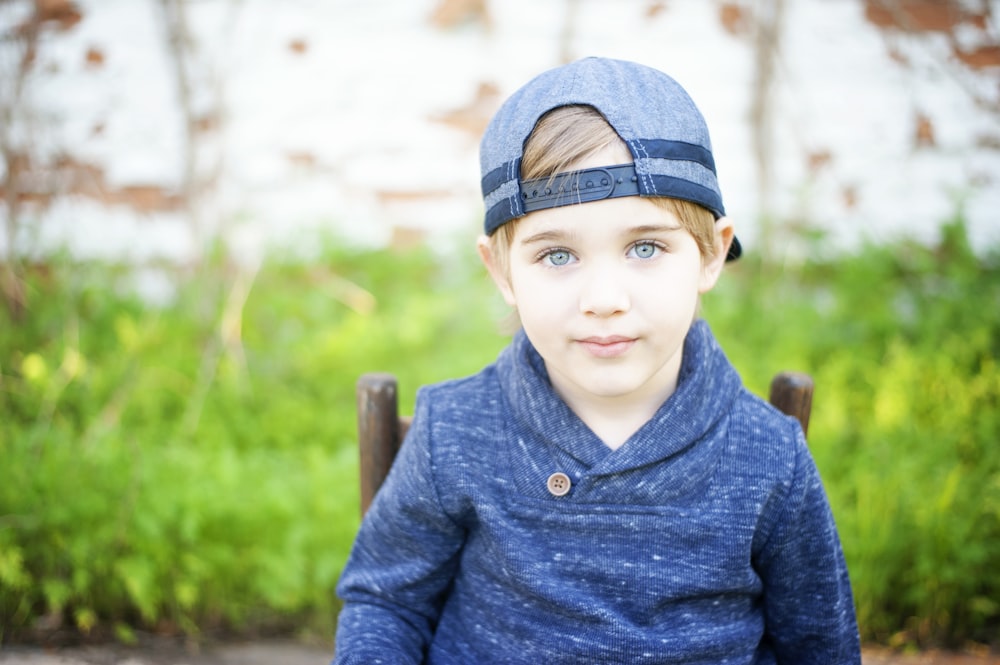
[
  {"xmin": 749, "ymin": 0, "xmax": 785, "ymax": 254},
  {"xmin": 159, "ymin": 0, "xmax": 202, "ymax": 249},
  {"xmin": 0, "ymin": 0, "xmax": 44, "ymax": 320},
  {"xmin": 158, "ymin": 0, "xmax": 238, "ymax": 261}
]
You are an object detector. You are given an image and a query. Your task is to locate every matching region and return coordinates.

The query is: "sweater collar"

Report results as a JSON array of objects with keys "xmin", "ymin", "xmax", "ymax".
[{"xmin": 496, "ymin": 319, "xmax": 742, "ymax": 474}]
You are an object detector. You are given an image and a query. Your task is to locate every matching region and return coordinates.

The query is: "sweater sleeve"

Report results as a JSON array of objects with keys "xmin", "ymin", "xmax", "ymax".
[
  {"xmin": 755, "ymin": 425, "xmax": 862, "ymax": 664},
  {"xmin": 333, "ymin": 391, "xmax": 465, "ymax": 664}
]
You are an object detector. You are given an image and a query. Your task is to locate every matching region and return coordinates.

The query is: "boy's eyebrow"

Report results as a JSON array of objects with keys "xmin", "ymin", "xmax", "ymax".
[
  {"xmin": 626, "ymin": 223, "xmax": 684, "ymax": 235},
  {"xmin": 518, "ymin": 229, "xmax": 574, "ymax": 246}
]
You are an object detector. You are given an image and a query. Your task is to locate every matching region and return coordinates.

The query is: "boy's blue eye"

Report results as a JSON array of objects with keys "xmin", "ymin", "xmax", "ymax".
[
  {"xmin": 546, "ymin": 250, "xmax": 573, "ymax": 266},
  {"xmin": 630, "ymin": 241, "xmax": 659, "ymax": 259}
]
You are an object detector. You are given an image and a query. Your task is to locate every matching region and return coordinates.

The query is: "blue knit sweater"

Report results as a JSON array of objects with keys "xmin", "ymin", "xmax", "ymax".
[{"xmin": 335, "ymin": 320, "xmax": 860, "ymax": 664}]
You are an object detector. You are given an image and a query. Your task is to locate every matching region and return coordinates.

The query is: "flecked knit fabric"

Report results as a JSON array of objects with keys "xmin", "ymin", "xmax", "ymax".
[{"xmin": 334, "ymin": 320, "xmax": 861, "ymax": 664}]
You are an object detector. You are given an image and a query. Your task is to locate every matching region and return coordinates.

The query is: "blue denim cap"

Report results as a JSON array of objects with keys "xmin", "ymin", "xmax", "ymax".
[{"xmin": 480, "ymin": 57, "xmax": 741, "ymax": 261}]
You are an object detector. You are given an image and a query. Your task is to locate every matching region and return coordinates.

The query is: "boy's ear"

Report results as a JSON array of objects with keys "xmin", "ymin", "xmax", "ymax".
[
  {"xmin": 699, "ymin": 217, "xmax": 735, "ymax": 294},
  {"xmin": 477, "ymin": 235, "xmax": 517, "ymax": 306}
]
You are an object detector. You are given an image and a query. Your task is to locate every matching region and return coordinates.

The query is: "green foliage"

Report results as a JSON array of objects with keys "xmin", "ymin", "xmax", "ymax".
[
  {"xmin": 1, "ymin": 220, "xmax": 997, "ymax": 649},
  {"xmin": 0, "ymin": 241, "xmax": 507, "ymax": 643},
  {"xmin": 707, "ymin": 218, "xmax": 1000, "ymax": 648}
]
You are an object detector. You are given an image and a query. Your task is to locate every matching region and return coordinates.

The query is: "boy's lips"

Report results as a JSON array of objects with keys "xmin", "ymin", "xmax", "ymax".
[{"xmin": 577, "ymin": 335, "xmax": 636, "ymax": 358}]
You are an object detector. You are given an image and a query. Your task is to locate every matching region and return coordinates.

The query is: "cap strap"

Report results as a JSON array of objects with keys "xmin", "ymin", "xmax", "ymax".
[{"xmin": 520, "ymin": 163, "xmax": 639, "ymax": 213}]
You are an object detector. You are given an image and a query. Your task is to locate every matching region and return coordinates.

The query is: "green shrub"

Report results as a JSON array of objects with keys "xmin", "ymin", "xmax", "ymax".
[
  {"xmin": 1, "ymin": 220, "xmax": 997, "ymax": 648},
  {"xmin": 708, "ymin": 219, "xmax": 1000, "ymax": 648},
  {"xmin": 0, "ymin": 241, "xmax": 508, "ymax": 643}
]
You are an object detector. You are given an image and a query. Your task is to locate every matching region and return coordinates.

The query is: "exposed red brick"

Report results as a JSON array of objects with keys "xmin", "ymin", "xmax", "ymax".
[
  {"xmin": 953, "ymin": 45, "xmax": 1000, "ymax": 70},
  {"xmin": 719, "ymin": 3, "xmax": 751, "ymax": 37},
  {"xmin": 646, "ymin": 1, "xmax": 667, "ymax": 20},
  {"xmin": 429, "ymin": 81, "xmax": 500, "ymax": 137},
  {"xmin": 112, "ymin": 185, "xmax": 184, "ymax": 213},
  {"xmin": 84, "ymin": 46, "xmax": 103, "ymax": 67},
  {"xmin": 807, "ymin": 149, "xmax": 833, "ymax": 173},
  {"xmin": 2, "ymin": 155, "xmax": 184, "ymax": 213},
  {"xmin": 864, "ymin": 0, "xmax": 985, "ymax": 33},
  {"xmin": 375, "ymin": 190, "xmax": 452, "ymax": 204},
  {"xmin": 194, "ymin": 112, "xmax": 220, "ymax": 133},
  {"xmin": 841, "ymin": 185, "xmax": 858, "ymax": 210},
  {"xmin": 286, "ymin": 152, "xmax": 316, "ymax": 168},
  {"xmin": 428, "ymin": 0, "xmax": 490, "ymax": 30},
  {"xmin": 34, "ymin": 0, "xmax": 82, "ymax": 31},
  {"xmin": 914, "ymin": 112, "xmax": 936, "ymax": 148}
]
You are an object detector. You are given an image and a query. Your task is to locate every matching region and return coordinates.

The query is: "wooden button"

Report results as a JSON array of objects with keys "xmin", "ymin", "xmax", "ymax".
[{"xmin": 546, "ymin": 472, "xmax": 571, "ymax": 497}]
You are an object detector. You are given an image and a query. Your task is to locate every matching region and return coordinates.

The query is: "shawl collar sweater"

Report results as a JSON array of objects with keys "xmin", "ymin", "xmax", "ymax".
[{"xmin": 335, "ymin": 320, "xmax": 860, "ymax": 664}]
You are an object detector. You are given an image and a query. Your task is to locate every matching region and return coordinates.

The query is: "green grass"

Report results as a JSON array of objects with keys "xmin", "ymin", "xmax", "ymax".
[{"xmin": 1, "ymin": 220, "xmax": 997, "ymax": 649}]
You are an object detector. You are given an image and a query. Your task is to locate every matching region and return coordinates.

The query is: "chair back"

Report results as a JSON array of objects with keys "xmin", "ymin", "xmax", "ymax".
[{"xmin": 356, "ymin": 371, "xmax": 813, "ymax": 515}]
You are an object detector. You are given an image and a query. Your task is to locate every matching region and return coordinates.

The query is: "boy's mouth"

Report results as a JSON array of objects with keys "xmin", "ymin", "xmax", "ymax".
[{"xmin": 577, "ymin": 335, "xmax": 636, "ymax": 358}]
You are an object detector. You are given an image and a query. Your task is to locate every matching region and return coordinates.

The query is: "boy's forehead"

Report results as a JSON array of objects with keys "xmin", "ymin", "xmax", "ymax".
[{"xmin": 514, "ymin": 195, "xmax": 684, "ymax": 244}]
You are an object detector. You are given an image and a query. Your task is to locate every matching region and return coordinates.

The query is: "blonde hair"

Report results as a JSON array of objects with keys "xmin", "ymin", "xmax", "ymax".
[{"xmin": 487, "ymin": 105, "xmax": 719, "ymax": 277}]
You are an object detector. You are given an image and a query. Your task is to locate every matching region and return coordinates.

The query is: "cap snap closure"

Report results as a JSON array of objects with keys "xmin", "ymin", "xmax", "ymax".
[
  {"xmin": 520, "ymin": 163, "xmax": 640, "ymax": 213},
  {"xmin": 546, "ymin": 472, "xmax": 572, "ymax": 497}
]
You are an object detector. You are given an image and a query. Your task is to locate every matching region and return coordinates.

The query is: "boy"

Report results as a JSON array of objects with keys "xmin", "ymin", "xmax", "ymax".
[{"xmin": 334, "ymin": 57, "xmax": 860, "ymax": 664}]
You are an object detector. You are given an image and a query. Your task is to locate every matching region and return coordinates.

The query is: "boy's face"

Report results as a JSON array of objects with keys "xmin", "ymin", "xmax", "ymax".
[{"xmin": 479, "ymin": 147, "xmax": 730, "ymax": 415}]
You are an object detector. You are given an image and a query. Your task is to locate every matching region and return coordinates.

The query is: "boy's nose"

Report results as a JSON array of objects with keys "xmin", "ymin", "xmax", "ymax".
[{"xmin": 579, "ymin": 265, "xmax": 630, "ymax": 317}]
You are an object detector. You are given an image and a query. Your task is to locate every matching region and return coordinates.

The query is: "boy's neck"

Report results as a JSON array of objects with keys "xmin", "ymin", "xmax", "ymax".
[{"xmin": 550, "ymin": 371, "xmax": 680, "ymax": 451}]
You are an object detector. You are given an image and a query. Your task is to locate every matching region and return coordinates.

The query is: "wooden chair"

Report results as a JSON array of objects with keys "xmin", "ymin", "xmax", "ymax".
[{"xmin": 356, "ymin": 371, "xmax": 814, "ymax": 515}]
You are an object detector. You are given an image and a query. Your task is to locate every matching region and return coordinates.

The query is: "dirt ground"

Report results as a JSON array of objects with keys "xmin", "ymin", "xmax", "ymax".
[
  {"xmin": 0, "ymin": 642, "xmax": 998, "ymax": 665},
  {"xmin": 0, "ymin": 640, "xmax": 331, "ymax": 665},
  {"xmin": 862, "ymin": 649, "xmax": 1000, "ymax": 665}
]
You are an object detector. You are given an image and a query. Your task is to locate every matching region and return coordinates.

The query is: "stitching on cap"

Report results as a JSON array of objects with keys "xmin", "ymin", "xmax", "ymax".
[
  {"xmin": 631, "ymin": 139, "xmax": 655, "ymax": 195},
  {"xmin": 507, "ymin": 160, "xmax": 516, "ymax": 221}
]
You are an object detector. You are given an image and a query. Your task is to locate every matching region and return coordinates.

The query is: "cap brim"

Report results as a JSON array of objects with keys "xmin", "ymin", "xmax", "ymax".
[{"xmin": 726, "ymin": 236, "xmax": 742, "ymax": 262}]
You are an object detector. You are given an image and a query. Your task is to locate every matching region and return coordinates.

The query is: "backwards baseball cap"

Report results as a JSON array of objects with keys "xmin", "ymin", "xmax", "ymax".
[{"xmin": 479, "ymin": 57, "xmax": 741, "ymax": 261}]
